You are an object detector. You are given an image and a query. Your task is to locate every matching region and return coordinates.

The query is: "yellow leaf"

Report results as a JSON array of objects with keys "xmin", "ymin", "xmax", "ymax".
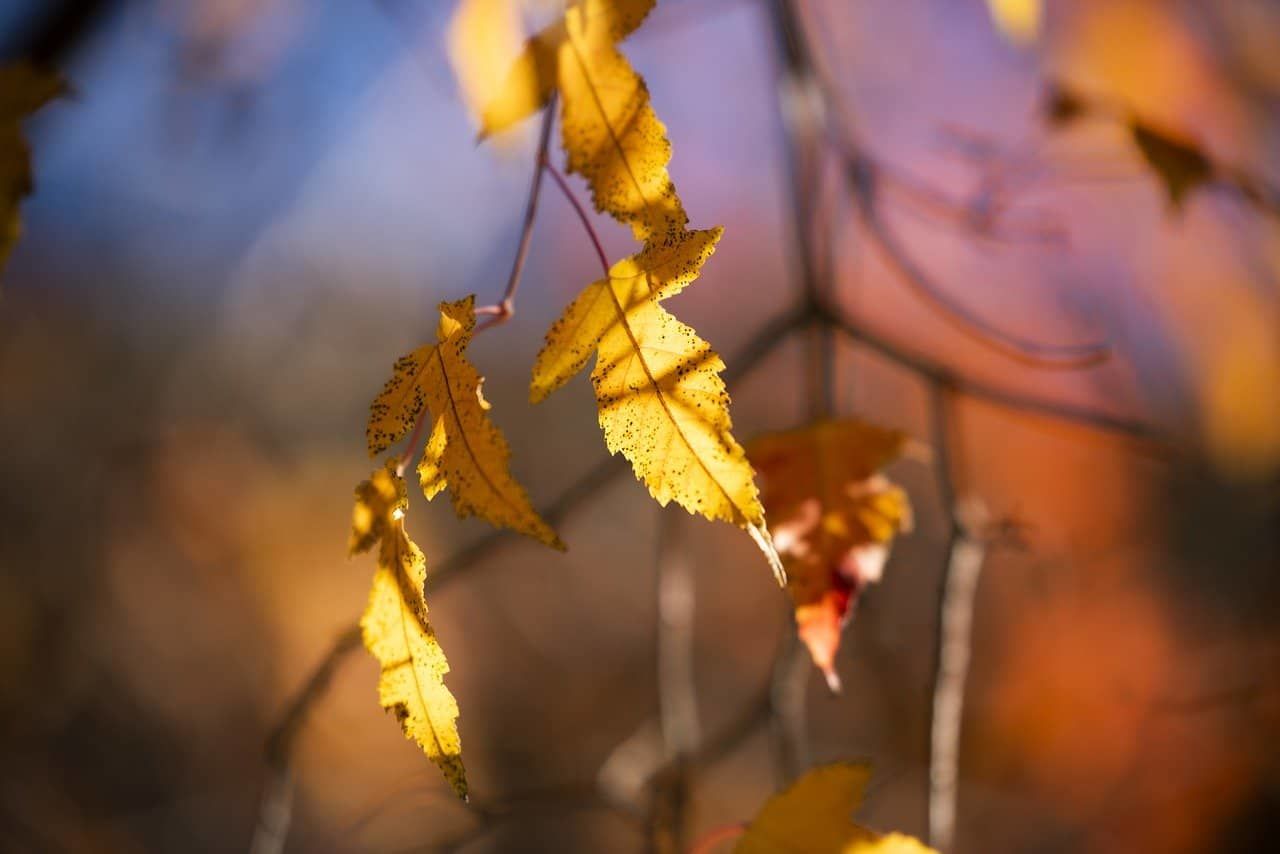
[
  {"xmin": 748, "ymin": 419, "xmax": 912, "ymax": 690},
  {"xmin": 472, "ymin": 0, "xmax": 655, "ymax": 138},
  {"xmin": 985, "ymin": 0, "xmax": 1042, "ymax": 46},
  {"xmin": 351, "ymin": 463, "xmax": 467, "ymax": 799},
  {"xmin": 450, "ymin": 0, "xmax": 555, "ymax": 135},
  {"xmin": 447, "ymin": 0, "xmax": 528, "ymax": 129},
  {"xmin": 735, "ymin": 763, "xmax": 937, "ymax": 854},
  {"xmin": 532, "ymin": 228, "xmax": 784, "ymax": 584},
  {"xmin": 558, "ymin": 14, "xmax": 687, "ymax": 245},
  {"xmin": 531, "ymin": 227, "xmax": 722, "ymax": 402},
  {"xmin": 367, "ymin": 296, "xmax": 562, "ymax": 549},
  {"xmin": 0, "ymin": 63, "xmax": 64, "ymax": 282}
]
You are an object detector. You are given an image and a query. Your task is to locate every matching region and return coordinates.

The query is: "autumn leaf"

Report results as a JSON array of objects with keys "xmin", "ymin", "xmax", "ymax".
[
  {"xmin": 367, "ymin": 296, "xmax": 562, "ymax": 549},
  {"xmin": 735, "ymin": 763, "xmax": 937, "ymax": 854},
  {"xmin": 532, "ymin": 229, "xmax": 785, "ymax": 584},
  {"xmin": 557, "ymin": 5, "xmax": 688, "ymax": 246},
  {"xmin": 351, "ymin": 463, "xmax": 467, "ymax": 799},
  {"xmin": 748, "ymin": 419, "xmax": 913, "ymax": 690},
  {"xmin": 446, "ymin": 0, "xmax": 528, "ymax": 129},
  {"xmin": 470, "ymin": 0, "xmax": 684, "ymax": 245},
  {"xmin": 470, "ymin": 0, "xmax": 655, "ymax": 138},
  {"xmin": 0, "ymin": 63, "xmax": 65, "ymax": 282},
  {"xmin": 1130, "ymin": 122, "xmax": 1214, "ymax": 212},
  {"xmin": 985, "ymin": 0, "xmax": 1042, "ymax": 46}
]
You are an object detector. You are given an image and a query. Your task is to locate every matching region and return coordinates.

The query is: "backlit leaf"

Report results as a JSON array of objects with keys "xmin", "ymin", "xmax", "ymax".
[
  {"xmin": 532, "ymin": 228, "xmax": 785, "ymax": 584},
  {"xmin": 351, "ymin": 463, "xmax": 467, "ymax": 799},
  {"xmin": 736, "ymin": 763, "xmax": 937, "ymax": 854},
  {"xmin": 0, "ymin": 63, "xmax": 64, "ymax": 282},
  {"xmin": 447, "ymin": 0, "xmax": 528, "ymax": 130},
  {"xmin": 367, "ymin": 296, "xmax": 562, "ymax": 549},
  {"xmin": 985, "ymin": 0, "xmax": 1042, "ymax": 46},
  {"xmin": 748, "ymin": 419, "xmax": 913, "ymax": 690},
  {"xmin": 471, "ymin": 0, "xmax": 655, "ymax": 138},
  {"xmin": 558, "ymin": 7, "xmax": 687, "ymax": 245}
]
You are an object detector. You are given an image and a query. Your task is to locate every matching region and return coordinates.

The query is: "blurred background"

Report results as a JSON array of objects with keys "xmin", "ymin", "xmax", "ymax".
[{"xmin": 1, "ymin": 0, "xmax": 1278, "ymax": 851}]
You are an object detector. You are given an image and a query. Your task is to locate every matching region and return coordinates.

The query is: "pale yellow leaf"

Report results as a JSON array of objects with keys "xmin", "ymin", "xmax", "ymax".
[
  {"xmin": 367, "ymin": 296, "xmax": 562, "ymax": 549},
  {"xmin": 986, "ymin": 0, "xmax": 1042, "ymax": 46},
  {"xmin": 532, "ymin": 229, "xmax": 784, "ymax": 584},
  {"xmin": 352, "ymin": 464, "xmax": 467, "ymax": 799},
  {"xmin": 735, "ymin": 763, "xmax": 937, "ymax": 854},
  {"xmin": 559, "ymin": 21, "xmax": 687, "ymax": 245},
  {"xmin": 472, "ymin": 0, "xmax": 655, "ymax": 138},
  {"xmin": 447, "ymin": 0, "xmax": 528, "ymax": 130}
]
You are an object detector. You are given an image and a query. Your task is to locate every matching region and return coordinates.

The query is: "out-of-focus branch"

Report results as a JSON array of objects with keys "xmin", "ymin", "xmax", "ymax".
[
  {"xmin": 650, "ymin": 511, "xmax": 700, "ymax": 853},
  {"xmin": 768, "ymin": 626, "xmax": 812, "ymax": 784},
  {"xmin": 924, "ymin": 384, "xmax": 986, "ymax": 852},
  {"xmin": 250, "ymin": 625, "xmax": 363, "ymax": 854},
  {"xmin": 818, "ymin": 300, "xmax": 1171, "ymax": 450},
  {"xmin": 836, "ymin": 140, "xmax": 1111, "ymax": 369},
  {"xmin": 790, "ymin": 3, "xmax": 1113, "ymax": 369}
]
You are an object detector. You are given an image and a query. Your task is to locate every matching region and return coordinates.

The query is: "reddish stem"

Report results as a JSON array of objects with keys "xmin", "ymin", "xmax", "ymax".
[
  {"xmin": 396, "ymin": 407, "xmax": 432, "ymax": 475},
  {"xmin": 544, "ymin": 160, "xmax": 612, "ymax": 277},
  {"xmin": 688, "ymin": 823, "xmax": 747, "ymax": 854}
]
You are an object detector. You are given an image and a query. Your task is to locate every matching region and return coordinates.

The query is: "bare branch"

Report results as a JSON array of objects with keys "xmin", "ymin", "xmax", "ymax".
[
  {"xmin": 819, "ymin": 300, "xmax": 1172, "ymax": 450},
  {"xmin": 476, "ymin": 97, "xmax": 558, "ymax": 332},
  {"xmin": 250, "ymin": 625, "xmax": 363, "ymax": 854},
  {"xmin": 650, "ymin": 510, "xmax": 700, "ymax": 853},
  {"xmin": 925, "ymin": 384, "xmax": 986, "ymax": 852}
]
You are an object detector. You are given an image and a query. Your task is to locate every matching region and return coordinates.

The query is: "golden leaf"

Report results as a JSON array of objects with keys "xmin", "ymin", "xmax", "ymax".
[
  {"xmin": 351, "ymin": 464, "xmax": 467, "ymax": 799},
  {"xmin": 985, "ymin": 0, "xmax": 1042, "ymax": 46},
  {"xmin": 367, "ymin": 296, "xmax": 562, "ymax": 549},
  {"xmin": 471, "ymin": 0, "xmax": 655, "ymax": 138},
  {"xmin": 735, "ymin": 763, "xmax": 937, "ymax": 854},
  {"xmin": 447, "ymin": 0, "xmax": 528, "ymax": 129},
  {"xmin": 748, "ymin": 419, "xmax": 913, "ymax": 690},
  {"xmin": 558, "ymin": 13, "xmax": 687, "ymax": 246},
  {"xmin": 0, "ymin": 63, "xmax": 65, "ymax": 282},
  {"xmin": 532, "ymin": 229, "xmax": 784, "ymax": 584}
]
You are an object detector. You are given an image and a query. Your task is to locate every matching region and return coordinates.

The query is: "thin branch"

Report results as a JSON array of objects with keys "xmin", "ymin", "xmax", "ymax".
[
  {"xmin": 840, "ymin": 149, "xmax": 1112, "ymax": 369},
  {"xmin": 544, "ymin": 160, "xmax": 612, "ymax": 276},
  {"xmin": 817, "ymin": 300, "xmax": 1172, "ymax": 450},
  {"xmin": 651, "ymin": 510, "xmax": 700, "ymax": 853},
  {"xmin": 250, "ymin": 625, "xmax": 363, "ymax": 854},
  {"xmin": 476, "ymin": 97, "xmax": 558, "ymax": 332},
  {"xmin": 768, "ymin": 625, "xmax": 812, "ymax": 785},
  {"xmin": 925, "ymin": 384, "xmax": 985, "ymax": 853},
  {"xmin": 789, "ymin": 2, "xmax": 1113, "ymax": 369}
]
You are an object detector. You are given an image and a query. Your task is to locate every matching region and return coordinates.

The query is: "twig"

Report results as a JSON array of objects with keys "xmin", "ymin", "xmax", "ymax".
[
  {"xmin": 925, "ymin": 384, "xmax": 986, "ymax": 852},
  {"xmin": 250, "ymin": 626, "xmax": 363, "ymax": 854},
  {"xmin": 817, "ymin": 300, "xmax": 1171, "ymax": 450},
  {"xmin": 651, "ymin": 510, "xmax": 700, "ymax": 853},
  {"xmin": 768, "ymin": 625, "xmax": 812, "ymax": 785},
  {"xmin": 544, "ymin": 160, "xmax": 612, "ymax": 276},
  {"xmin": 840, "ymin": 149, "xmax": 1112, "ymax": 369},
  {"xmin": 475, "ymin": 97, "xmax": 558, "ymax": 332},
  {"xmin": 789, "ymin": 2, "xmax": 1113, "ymax": 369}
]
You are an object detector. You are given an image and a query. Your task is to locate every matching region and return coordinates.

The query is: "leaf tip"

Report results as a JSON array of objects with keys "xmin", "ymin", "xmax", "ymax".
[
  {"xmin": 747, "ymin": 522, "xmax": 787, "ymax": 587},
  {"xmin": 822, "ymin": 667, "xmax": 843, "ymax": 695}
]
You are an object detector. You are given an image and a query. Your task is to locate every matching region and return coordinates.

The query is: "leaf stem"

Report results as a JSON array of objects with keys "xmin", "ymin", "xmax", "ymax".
[{"xmin": 544, "ymin": 160, "xmax": 613, "ymax": 277}]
